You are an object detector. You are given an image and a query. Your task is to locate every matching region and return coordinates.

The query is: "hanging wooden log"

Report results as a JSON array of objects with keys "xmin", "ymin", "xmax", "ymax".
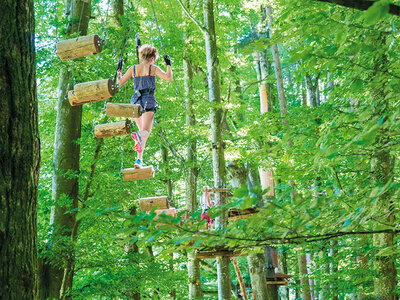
[
  {"xmin": 56, "ymin": 34, "xmax": 102, "ymax": 60},
  {"xmin": 139, "ymin": 196, "xmax": 169, "ymax": 211},
  {"xmin": 94, "ymin": 120, "xmax": 130, "ymax": 138},
  {"xmin": 106, "ymin": 103, "xmax": 141, "ymax": 118},
  {"xmin": 122, "ymin": 166, "xmax": 154, "ymax": 181},
  {"xmin": 69, "ymin": 79, "xmax": 116, "ymax": 106},
  {"xmin": 154, "ymin": 208, "xmax": 177, "ymax": 219}
]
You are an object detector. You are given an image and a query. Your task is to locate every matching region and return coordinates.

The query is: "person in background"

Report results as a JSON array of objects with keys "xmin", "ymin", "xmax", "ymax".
[{"xmin": 200, "ymin": 186, "xmax": 214, "ymax": 230}]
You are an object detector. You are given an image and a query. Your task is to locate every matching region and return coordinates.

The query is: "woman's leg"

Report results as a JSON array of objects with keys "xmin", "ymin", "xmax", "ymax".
[{"xmin": 136, "ymin": 111, "xmax": 154, "ymax": 161}]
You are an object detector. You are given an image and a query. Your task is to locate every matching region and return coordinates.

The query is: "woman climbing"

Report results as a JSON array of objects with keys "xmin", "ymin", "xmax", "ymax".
[
  {"xmin": 200, "ymin": 186, "xmax": 215, "ymax": 230},
  {"xmin": 117, "ymin": 44, "xmax": 173, "ymax": 168}
]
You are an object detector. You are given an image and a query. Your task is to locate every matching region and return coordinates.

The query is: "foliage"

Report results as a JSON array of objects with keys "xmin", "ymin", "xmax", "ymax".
[{"xmin": 35, "ymin": 0, "xmax": 400, "ymax": 298}]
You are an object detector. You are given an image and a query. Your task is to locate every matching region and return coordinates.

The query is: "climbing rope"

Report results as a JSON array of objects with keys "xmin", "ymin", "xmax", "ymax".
[
  {"xmin": 101, "ymin": 0, "xmax": 111, "ymax": 44},
  {"xmin": 120, "ymin": 146, "xmax": 124, "ymax": 174},
  {"xmin": 147, "ymin": 0, "xmax": 185, "ymax": 108}
]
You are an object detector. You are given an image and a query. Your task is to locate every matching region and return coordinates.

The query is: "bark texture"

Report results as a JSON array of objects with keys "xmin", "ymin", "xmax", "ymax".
[
  {"xmin": 0, "ymin": 0, "xmax": 39, "ymax": 298},
  {"xmin": 298, "ymin": 252, "xmax": 312, "ymax": 300},
  {"xmin": 203, "ymin": 0, "xmax": 230, "ymax": 298},
  {"xmin": 183, "ymin": 44, "xmax": 202, "ymax": 299},
  {"xmin": 247, "ymin": 254, "xmax": 271, "ymax": 300},
  {"xmin": 44, "ymin": 0, "xmax": 91, "ymax": 298}
]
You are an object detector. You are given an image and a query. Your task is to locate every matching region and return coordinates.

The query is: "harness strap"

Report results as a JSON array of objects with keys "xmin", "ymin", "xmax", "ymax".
[
  {"xmin": 133, "ymin": 65, "xmax": 136, "ymax": 77},
  {"xmin": 149, "ymin": 65, "xmax": 152, "ymax": 76}
]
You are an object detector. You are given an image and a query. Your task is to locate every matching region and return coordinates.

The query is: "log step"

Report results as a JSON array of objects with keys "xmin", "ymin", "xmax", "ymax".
[
  {"xmin": 139, "ymin": 196, "xmax": 169, "ymax": 211},
  {"xmin": 94, "ymin": 120, "xmax": 131, "ymax": 138},
  {"xmin": 56, "ymin": 34, "xmax": 102, "ymax": 60},
  {"xmin": 69, "ymin": 79, "xmax": 116, "ymax": 106},
  {"xmin": 106, "ymin": 103, "xmax": 141, "ymax": 118},
  {"xmin": 122, "ymin": 166, "xmax": 154, "ymax": 181}
]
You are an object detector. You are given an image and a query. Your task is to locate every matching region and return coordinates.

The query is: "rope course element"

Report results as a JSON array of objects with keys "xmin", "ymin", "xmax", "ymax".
[{"xmin": 101, "ymin": 0, "xmax": 111, "ymax": 44}]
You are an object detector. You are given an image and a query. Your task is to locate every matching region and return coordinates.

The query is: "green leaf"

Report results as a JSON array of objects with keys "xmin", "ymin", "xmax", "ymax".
[{"xmin": 364, "ymin": 0, "xmax": 391, "ymax": 24}]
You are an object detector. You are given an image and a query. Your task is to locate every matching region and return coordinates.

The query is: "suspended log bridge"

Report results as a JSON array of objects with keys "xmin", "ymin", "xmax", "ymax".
[
  {"xmin": 106, "ymin": 103, "xmax": 141, "ymax": 118},
  {"xmin": 56, "ymin": 34, "xmax": 102, "ymax": 60},
  {"xmin": 123, "ymin": 166, "xmax": 154, "ymax": 181},
  {"xmin": 139, "ymin": 196, "xmax": 169, "ymax": 211},
  {"xmin": 68, "ymin": 79, "xmax": 116, "ymax": 106},
  {"xmin": 94, "ymin": 120, "xmax": 131, "ymax": 138},
  {"xmin": 228, "ymin": 207, "xmax": 259, "ymax": 221}
]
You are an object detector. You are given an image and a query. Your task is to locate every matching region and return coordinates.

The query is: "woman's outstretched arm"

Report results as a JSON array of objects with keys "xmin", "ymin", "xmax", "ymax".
[
  {"xmin": 118, "ymin": 66, "xmax": 133, "ymax": 87},
  {"xmin": 155, "ymin": 55, "xmax": 173, "ymax": 82}
]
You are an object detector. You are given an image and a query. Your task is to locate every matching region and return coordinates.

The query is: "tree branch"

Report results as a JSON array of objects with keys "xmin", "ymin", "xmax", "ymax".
[
  {"xmin": 315, "ymin": 0, "xmax": 400, "ymax": 17},
  {"xmin": 176, "ymin": 0, "xmax": 207, "ymax": 34}
]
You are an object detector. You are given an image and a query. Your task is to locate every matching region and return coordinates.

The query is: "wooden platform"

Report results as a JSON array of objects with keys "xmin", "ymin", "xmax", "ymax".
[
  {"xmin": 139, "ymin": 196, "xmax": 169, "ymax": 211},
  {"xmin": 196, "ymin": 248, "xmax": 248, "ymax": 259},
  {"xmin": 154, "ymin": 208, "xmax": 177, "ymax": 219},
  {"xmin": 106, "ymin": 103, "xmax": 141, "ymax": 118},
  {"xmin": 266, "ymin": 274, "xmax": 291, "ymax": 285},
  {"xmin": 122, "ymin": 166, "xmax": 154, "ymax": 181},
  {"xmin": 228, "ymin": 207, "xmax": 259, "ymax": 221}
]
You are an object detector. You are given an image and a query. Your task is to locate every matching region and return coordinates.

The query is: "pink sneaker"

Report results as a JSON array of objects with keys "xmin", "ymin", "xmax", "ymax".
[{"xmin": 131, "ymin": 132, "xmax": 143, "ymax": 153}]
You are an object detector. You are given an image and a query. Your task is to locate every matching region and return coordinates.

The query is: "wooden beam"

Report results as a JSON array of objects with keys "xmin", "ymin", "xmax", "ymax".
[
  {"xmin": 228, "ymin": 208, "xmax": 259, "ymax": 221},
  {"xmin": 231, "ymin": 258, "xmax": 247, "ymax": 300},
  {"xmin": 154, "ymin": 208, "xmax": 177, "ymax": 218},
  {"xmin": 56, "ymin": 34, "xmax": 102, "ymax": 60},
  {"xmin": 94, "ymin": 120, "xmax": 130, "ymax": 138},
  {"xmin": 106, "ymin": 103, "xmax": 141, "ymax": 118},
  {"xmin": 315, "ymin": 0, "xmax": 400, "ymax": 17},
  {"xmin": 139, "ymin": 196, "xmax": 169, "ymax": 211},
  {"xmin": 203, "ymin": 187, "xmax": 232, "ymax": 193},
  {"xmin": 266, "ymin": 280, "xmax": 287, "ymax": 285},
  {"xmin": 122, "ymin": 166, "xmax": 154, "ymax": 181},
  {"xmin": 196, "ymin": 250, "xmax": 248, "ymax": 259}
]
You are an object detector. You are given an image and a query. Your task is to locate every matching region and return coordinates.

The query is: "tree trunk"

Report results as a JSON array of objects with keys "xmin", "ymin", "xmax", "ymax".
[
  {"xmin": 112, "ymin": 0, "xmax": 124, "ymax": 26},
  {"xmin": 203, "ymin": 0, "xmax": 230, "ymax": 298},
  {"xmin": 183, "ymin": 9, "xmax": 202, "ymax": 297},
  {"xmin": 298, "ymin": 251, "xmax": 312, "ymax": 300},
  {"xmin": 281, "ymin": 250, "xmax": 290, "ymax": 300},
  {"xmin": 44, "ymin": 1, "xmax": 92, "ymax": 298},
  {"xmin": 305, "ymin": 74, "xmax": 318, "ymax": 107},
  {"xmin": 248, "ymin": 254, "xmax": 271, "ymax": 300},
  {"xmin": 161, "ymin": 145, "xmax": 173, "ymax": 201},
  {"xmin": 371, "ymin": 55, "xmax": 397, "ymax": 299},
  {"xmin": 260, "ymin": 50, "xmax": 272, "ymax": 112},
  {"xmin": 0, "ymin": 0, "xmax": 39, "ymax": 298},
  {"xmin": 266, "ymin": 7, "xmax": 287, "ymax": 120},
  {"xmin": 330, "ymin": 240, "xmax": 339, "ymax": 300}
]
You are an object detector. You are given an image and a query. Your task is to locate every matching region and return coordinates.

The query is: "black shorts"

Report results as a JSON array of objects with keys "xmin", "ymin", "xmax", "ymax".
[{"xmin": 131, "ymin": 96, "xmax": 157, "ymax": 114}]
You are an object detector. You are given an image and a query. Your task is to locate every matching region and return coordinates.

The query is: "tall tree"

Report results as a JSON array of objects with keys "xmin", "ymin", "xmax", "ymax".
[
  {"xmin": 203, "ymin": 0, "xmax": 231, "ymax": 298},
  {"xmin": 44, "ymin": 0, "xmax": 92, "ymax": 297},
  {"xmin": 183, "ymin": 18, "xmax": 202, "ymax": 298},
  {"xmin": 0, "ymin": 0, "xmax": 39, "ymax": 298}
]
